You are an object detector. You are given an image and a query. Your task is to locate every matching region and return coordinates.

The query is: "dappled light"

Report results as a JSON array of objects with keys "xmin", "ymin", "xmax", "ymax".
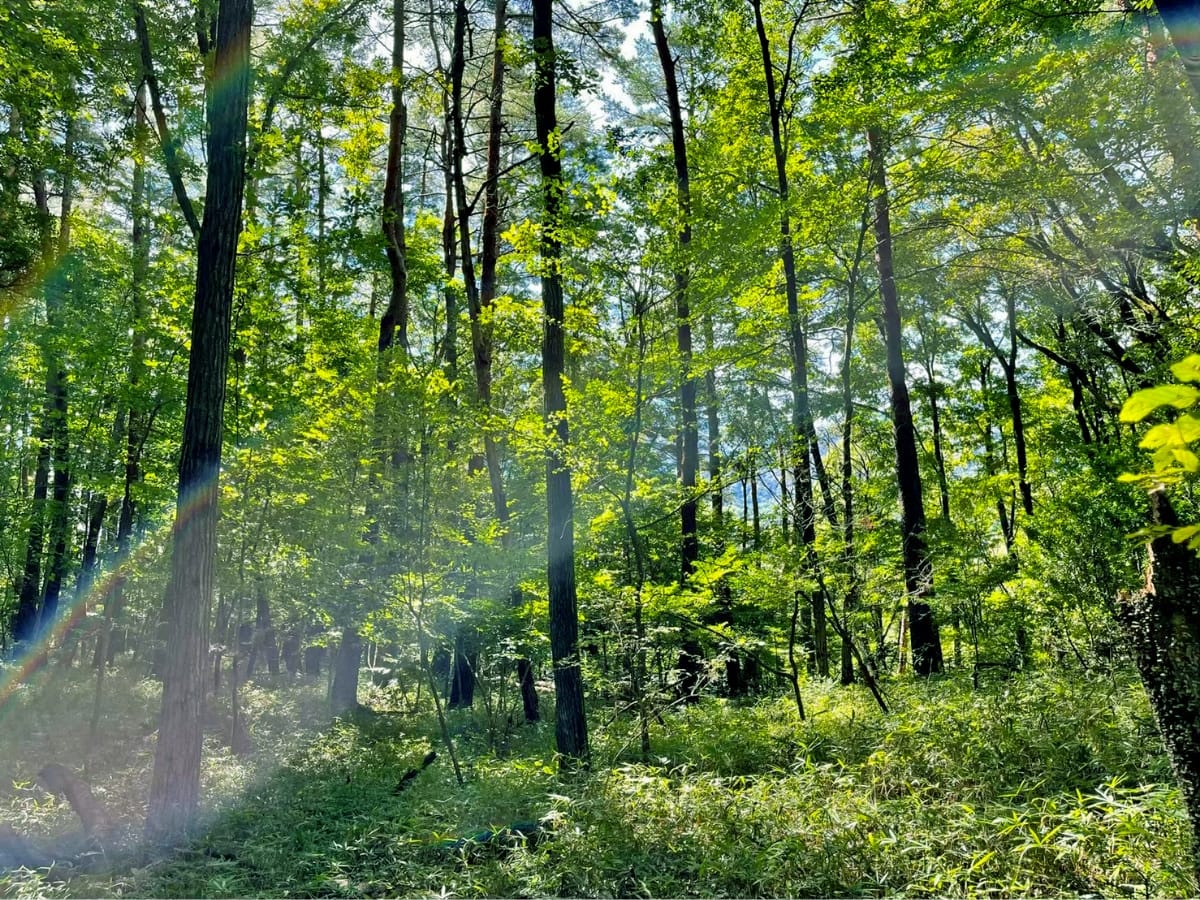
[{"xmin": 2, "ymin": 0, "xmax": 1200, "ymax": 895}]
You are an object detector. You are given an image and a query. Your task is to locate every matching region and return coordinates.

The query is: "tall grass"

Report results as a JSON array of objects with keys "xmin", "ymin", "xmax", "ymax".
[{"xmin": 0, "ymin": 666, "xmax": 1190, "ymax": 897}]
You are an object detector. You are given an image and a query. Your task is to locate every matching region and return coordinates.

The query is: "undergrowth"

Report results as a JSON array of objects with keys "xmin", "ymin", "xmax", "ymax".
[{"xmin": 0, "ymin": 667, "xmax": 1191, "ymax": 897}]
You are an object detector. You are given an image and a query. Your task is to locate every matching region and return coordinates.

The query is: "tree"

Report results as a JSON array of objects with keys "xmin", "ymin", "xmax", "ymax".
[
  {"xmin": 533, "ymin": 0, "xmax": 588, "ymax": 765},
  {"xmin": 146, "ymin": 0, "xmax": 252, "ymax": 841}
]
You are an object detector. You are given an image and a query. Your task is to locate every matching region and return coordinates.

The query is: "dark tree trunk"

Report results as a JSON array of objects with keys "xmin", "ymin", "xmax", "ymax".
[
  {"xmin": 380, "ymin": 0, "xmax": 409, "ymax": 356},
  {"xmin": 145, "ymin": 0, "xmax": 251, "ymax": 843},
  {"xmin": 1121, "ymin": 491, "xmax": 1200, "ymax": 886},
  {"xmin": 867, "ymin": 125, "xmax": 943, "ymax": 677},
  {"xmin": 303, "ymin": 644, "xmax": 325, "ymax": 677},
  {"xmin": 447, "ymin": 631, "xmax": 476, "ymax": 708},
  {"xmin": 840, "ymin": 280, "xmax": 860, "ymax": 686},
  {"xmin": 533, "ymin": 0, "xmax": 588, "ymax": 765},
  {"xmin": 41, "ymin": 121, "xmax": 75, "ymax": 634},
  {"xmin": 254, "ymin": 588, "xmax": 278, "ymax": 677},
  {"xmin": 964, "ymin": 291, "xmax": 1033, "ymax": 520},
  {"xmin": 330, "ymin": 628, "xmax": 362, "ymax": 717},
  {"xmin": 751, "ymin": 0, "xmax": 825, "ymax": 681},
  {"xmin": 11, "ymin": 160, "xmax": 65, "ymax": 652},
  {"xmin": 454, "ymin": 0, "xmax": 539, "ymax": 720},
  {"xmin": 281, "ymin": 632, "xmax": 302, "ymax": 675},
  {"xmin": 12, "ymin": 412, "xmax": 50, "ymax": 648},
  {"xmin": 517, "ymin": 653, "xmax": 539, "ymax": 722},
  {"xmin": 650, "ymin": 0, "xmax": 698, "ymax": 584}
]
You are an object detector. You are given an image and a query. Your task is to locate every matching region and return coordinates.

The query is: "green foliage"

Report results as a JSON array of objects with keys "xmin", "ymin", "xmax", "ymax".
[
  {"xmin": 1120, "ymin": 356, "xmax": 1200, "ymax": 551},
  {"xmin": 5, "ymin": 669, "xmax": 1188, "ymax": 898}
]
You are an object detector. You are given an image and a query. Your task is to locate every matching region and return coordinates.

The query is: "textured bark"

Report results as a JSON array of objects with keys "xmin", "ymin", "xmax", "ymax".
[
  {"xmin": 867, "ymin": 125, "xmax": 943, "ymax": 677},
  {"xmin": 145, "ymin": 0, "xmax": 251, "ymax": 842},
  {"xmin": 534, "ymin": 0, "xmax": 588, "ymax": 765},
  {"xmin": 1120, "ymin": 492, "xmax": 1200, "ymax": 885}
]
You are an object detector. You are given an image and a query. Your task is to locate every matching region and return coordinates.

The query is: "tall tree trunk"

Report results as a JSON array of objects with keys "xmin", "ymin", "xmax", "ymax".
[
  {"xmin": 93, "ymin": 80, "xmax": 151, "ymax": 682},
  {"xmin": 145, "ymin": 0, "xmax": 251, "ymax": 842},
  {"xmin": 380, "ymin": 0, "xmax": 409, "ymax": 356},
  {"xmin": 751, "ymin": 0, "xmax": 826, "ymax": 680},
  {"xmin": 839, "ymin": 277, "xmax": 861, "ymax": 686},
  {"xmin": 13, "ymin": 405, "xmax": 51, "ymax": 648},
  {"xmin": 40, "ymin": 118, "xmax": 77, "ymax": 636},
  {"xmin": 867, "ymin": 125, "xmax": 942, "ymax": 677},
  {"xmin": 650, "ymin": 0, "xmax": 698, "ymax": 584},
  {"xmin": 453, "ymin": 0, "xmax": 538, "ymax": 720},
  {"xmin": 1121, "ymin": 492, "xmax": 1200, "ymax": 887},
  {"xmin": 533, "ymin": 0, "xmax": 588, "ymax": 765}
]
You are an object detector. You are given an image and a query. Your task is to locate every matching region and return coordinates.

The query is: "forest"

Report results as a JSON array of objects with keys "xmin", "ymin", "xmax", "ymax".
[{"xmin": 3, "ymin": 0, "xmax": 1200, "ymax": 895}]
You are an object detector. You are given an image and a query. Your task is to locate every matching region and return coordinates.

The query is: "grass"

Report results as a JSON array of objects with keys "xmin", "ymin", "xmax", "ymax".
[{"xmin": 0, "ymin": 661, "xmax": 1192, "ymax": 897}]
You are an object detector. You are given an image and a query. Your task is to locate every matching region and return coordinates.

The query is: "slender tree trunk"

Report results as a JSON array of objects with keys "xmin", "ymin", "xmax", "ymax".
[
  {"xmin": 145, "ymin": 0, "xmax": 251, "ymax": 842},
  {"xmin": 751, "ymin": 0, "xmax": 825, "ymax": 681},
  {"xmin": 867, "ymin": 125, "xmax": 942, "ymax": 676},
  {"xmin": 93, "ymin": 81, "xmax": 151, "ymax": 723},
  {"xmin": 453, "ymin": 0, "xmax": 538, "ymax": 720},
  {"xmin": 40, "ymin": 118, "xmax": 77, "ymax": 636},
  {"xmin": 650, "ymin": 0, "xmax": 698, "ymax": 583},
  {"xmin": 11, "ymin": 165, "xmax": 60, "ymax": 650},
  {"xmin": 840, "ymin": 285, "xmax": 860, "ymax": 686},
  {"xmin": 380, "ymin": 0, "xmax": 409, "ymax": 356},
  {"xmin": 533, "ymin": 0, "xmax": 588, "ymax": 765}
]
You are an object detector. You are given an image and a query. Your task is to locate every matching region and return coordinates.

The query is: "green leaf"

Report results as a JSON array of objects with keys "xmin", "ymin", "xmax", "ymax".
[
  {"xmin": 1171, "ymin": 525, "xmax": 1200, "ymax": 545},
  {"xmin": 1140, "ymin": 417, "xmax": 1200, "ymax": 449},
  {"xmin": 1120, "ymin": 385, "xmax": 1200, "ymax": 423},
  {"xmin": 1170, "ymin": 355, "xmax": 1200, "ymax": 384},
  {"xmin": 1172, "ymin": 449, "xmax": 1200, "ymax": 472}
]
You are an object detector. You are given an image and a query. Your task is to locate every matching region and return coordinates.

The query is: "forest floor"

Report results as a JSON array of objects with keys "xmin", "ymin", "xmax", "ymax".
[{"xmin": 0, "ymin": 661, "xmax": 1192, "ymax": 898}]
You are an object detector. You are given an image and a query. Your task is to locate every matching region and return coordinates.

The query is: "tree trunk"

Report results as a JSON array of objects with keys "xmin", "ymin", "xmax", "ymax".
[
  {"xmin": 330, "ymin": 628, "xmax": 362, "ymax": 717},
  {"xmin": 533, "ymin": 0, "xmax": 588, "ymax": 765},
  {"xmin": 40, "ymin": 119, "xmax": 76, "ymax": 638},
  {"xmin": 380, "ymin": 0, "xmax": 409, "ymax": 356},
  {"xmin": 867, "ymin": 125, "xmax": 942, "ymax": 677},
  {"xmin": 145, "ymin": 0, "xmax": 251, "ymax": 843},
  {"xmin": 1120, "ymin": 491, "xmax": 1200, "ymax": 886},
  {"xmin": 751, "ymin": 0, "xmax": 825, "ymax": 682},
  {"xmin": 650, "ymin": 0, "xmax": 698, "ymax": 584}
]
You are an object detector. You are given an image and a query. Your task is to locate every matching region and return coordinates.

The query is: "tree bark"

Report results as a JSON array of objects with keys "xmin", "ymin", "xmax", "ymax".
[
  {"xmin": 867, "ymin": 125, "xmax": 942, "ymax": 676},
  {"xmin": 145, "ymin": 0, "xmax": 251, "ymax": 842},
  {"xmin": 1120, "ymin": 491, "xmax": 1200, "ymax": 887},
  {"xmin": 533, "ymin": 0, "xmax": 588, "ymax": 765}
]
